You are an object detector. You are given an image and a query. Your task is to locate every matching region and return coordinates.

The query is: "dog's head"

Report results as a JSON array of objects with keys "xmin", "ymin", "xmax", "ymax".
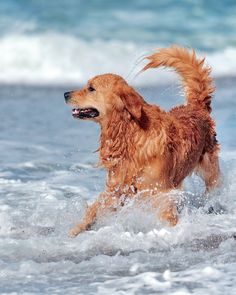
[{"xmin": 64, "ymin": 74, "xmax": 145, "ymax": 123}]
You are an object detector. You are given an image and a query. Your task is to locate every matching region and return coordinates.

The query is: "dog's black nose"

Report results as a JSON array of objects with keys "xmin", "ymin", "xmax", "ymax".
[{"xmin": 64, "ymin": 91, "xmax": 71, "ymax": 102}]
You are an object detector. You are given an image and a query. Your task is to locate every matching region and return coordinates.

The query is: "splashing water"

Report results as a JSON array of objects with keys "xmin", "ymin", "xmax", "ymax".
[{"xmin": 0, "ymin": 80, "xmax": 236, "ymax": 294}]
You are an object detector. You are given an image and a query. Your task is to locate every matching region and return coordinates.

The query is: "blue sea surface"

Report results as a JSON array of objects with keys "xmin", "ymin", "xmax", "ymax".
[
  {"xmin": 1, "ymin": 0, "xmax": 236, "ymax": 50},
  {"xmin": 0, "ymin": 1, "xmax": 236, "ymax": 294}
]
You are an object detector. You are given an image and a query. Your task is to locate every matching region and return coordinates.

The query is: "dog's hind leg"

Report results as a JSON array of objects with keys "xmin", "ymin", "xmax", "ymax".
[
  {"xmin": 197, "ymin": 150, "xmax": 221, "ymax": 194},
  {"xmin": 196, "ymin": 149, "xmax": 227, "ymax": 215}
]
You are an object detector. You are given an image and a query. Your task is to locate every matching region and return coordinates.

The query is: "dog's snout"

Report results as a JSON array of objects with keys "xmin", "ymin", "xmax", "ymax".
[{"xmin": 64, "ymin": 91, "xmax": 72, "ymax": 102}]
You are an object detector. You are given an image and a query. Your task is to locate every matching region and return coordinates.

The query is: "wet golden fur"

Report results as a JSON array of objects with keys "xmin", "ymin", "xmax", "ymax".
[{"xmin": 65, "ymin": 46, "xmax": 220, "ymax": 237}]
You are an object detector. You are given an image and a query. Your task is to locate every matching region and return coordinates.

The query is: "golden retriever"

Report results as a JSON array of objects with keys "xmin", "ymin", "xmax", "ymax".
[{"xmin": 64, "ymin": 46, "xmax": 220, "ymax": 237}]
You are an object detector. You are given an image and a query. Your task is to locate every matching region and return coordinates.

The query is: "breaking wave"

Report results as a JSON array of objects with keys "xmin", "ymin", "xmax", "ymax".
[{"xmin": 1, "ymin": 33, "xmax": 236, "ymax": 86}]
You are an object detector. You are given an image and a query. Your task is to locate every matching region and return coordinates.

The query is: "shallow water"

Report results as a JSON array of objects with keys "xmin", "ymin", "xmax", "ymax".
[{"xmin": 0, "ymin": 79, "xmax": 236, "ymax": 294}]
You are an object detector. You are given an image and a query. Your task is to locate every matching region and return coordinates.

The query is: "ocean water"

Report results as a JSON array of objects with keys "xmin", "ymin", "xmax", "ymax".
[
  {"xmin": 0, "ymin": 0, "xmax": 236, "ymax": 85},
  {"xmin": 1, "ymin": 1, "xmax": 236, "ymax": 294}
]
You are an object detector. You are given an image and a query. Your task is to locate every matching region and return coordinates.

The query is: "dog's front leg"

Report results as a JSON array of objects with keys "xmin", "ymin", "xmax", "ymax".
[
  {"xmin": 68, "ymin": 192, "xmax": 118, "ymax": 237},
  {"xmin": 68, "ymin": 199, "xmax": 100, "ymax": 237}
]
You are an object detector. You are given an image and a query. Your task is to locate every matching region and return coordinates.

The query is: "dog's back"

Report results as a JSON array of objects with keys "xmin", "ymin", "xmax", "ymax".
[{"xmin": 143, "ymin": 46, "xmax": 220, "ymax": 192}]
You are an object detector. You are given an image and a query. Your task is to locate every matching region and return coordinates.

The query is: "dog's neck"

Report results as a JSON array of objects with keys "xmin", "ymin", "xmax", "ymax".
[
  {"xmin": 98, "ymin": 105, "xmax": 166, "ymax": 171},
  {"xmin": 99, "ymin": 110, "xmax": 139, "ymax": 169}
]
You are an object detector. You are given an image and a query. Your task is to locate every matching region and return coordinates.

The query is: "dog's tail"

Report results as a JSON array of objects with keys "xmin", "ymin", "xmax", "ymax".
[{"xmin": 142, "ymin": 46, "xmax": 214, "ymax": 112}]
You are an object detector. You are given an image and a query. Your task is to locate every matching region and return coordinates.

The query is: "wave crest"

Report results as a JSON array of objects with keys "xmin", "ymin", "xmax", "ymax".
[{"xmin": 1, "ymin": 33, "xmax": 236, "ymax": 86}]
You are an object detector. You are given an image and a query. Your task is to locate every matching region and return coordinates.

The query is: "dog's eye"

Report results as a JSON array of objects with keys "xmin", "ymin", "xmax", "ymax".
[{"xmin": 88, "ymin": 86, "xmax": 95, "ymax": 92}]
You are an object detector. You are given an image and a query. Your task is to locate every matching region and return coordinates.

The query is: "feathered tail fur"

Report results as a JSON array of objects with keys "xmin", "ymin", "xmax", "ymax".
[{"xmin": 142, "ymin": 46, "xmax": 214, "ymax": 112}]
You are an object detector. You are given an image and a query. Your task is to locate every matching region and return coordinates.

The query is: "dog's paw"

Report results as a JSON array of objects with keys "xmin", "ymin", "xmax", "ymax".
[
  {"xmin": 68, "ymin": 228, "xmax": 79, "ymax": 238},
  {"xmin": 68, "ymin": 224, "xmax": 86, "ymax": 238}
]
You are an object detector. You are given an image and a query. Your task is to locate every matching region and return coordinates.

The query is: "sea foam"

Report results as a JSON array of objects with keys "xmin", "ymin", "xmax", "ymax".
[{"xmin": 1, "ymin": 33, "xmax": 236, "ymax": 86}]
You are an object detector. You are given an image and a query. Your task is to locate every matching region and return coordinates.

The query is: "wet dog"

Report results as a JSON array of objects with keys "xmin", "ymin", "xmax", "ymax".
[{"xmin": 65, "ymin": 46, "xmax": 220, "ymax": 237}]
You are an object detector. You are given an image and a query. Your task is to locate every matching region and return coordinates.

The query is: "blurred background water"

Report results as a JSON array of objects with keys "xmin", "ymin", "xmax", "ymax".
[
  {"xmin": 0, "ymin": 1, "xmax": 236, "ymax": 294},
  {"xmin": 0, "ymin": 0, "xmax": 236, "ymax": 85}
]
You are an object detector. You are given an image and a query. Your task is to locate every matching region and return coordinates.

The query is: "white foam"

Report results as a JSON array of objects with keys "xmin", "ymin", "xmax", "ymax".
[
  {"xmin": 0, "ymin": 33, "xmax": 138, "ymax": 85},
  {"xmin": 0, "ymin": 137, "xmax": 236, "ymax": 293},
  {"xmin": 0, "ymin": 212, "xmax": 13, "ymax": 235},
  {"xmin": 1, "ymin": 33, "xmax": 236, "ymax": 86}
]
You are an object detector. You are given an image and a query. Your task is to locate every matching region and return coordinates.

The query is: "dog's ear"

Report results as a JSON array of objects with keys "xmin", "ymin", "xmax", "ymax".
[{"xmin": 115, "ymin": 84, "xmax": 144, "ymax": 120}]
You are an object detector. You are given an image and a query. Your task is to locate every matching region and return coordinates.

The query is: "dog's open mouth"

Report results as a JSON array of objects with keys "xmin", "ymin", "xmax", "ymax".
[{"xmin": 72, "ymin": 108, "xmax": 100, "ymax": 119}]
